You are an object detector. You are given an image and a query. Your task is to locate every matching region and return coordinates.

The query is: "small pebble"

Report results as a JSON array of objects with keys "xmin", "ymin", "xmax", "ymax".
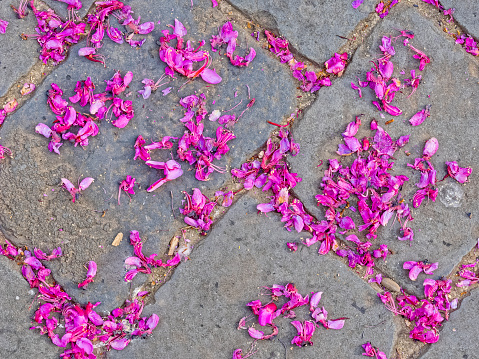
[{"xmin": 381, "ymin": 278, "xmax": 401, "ymax": 292}]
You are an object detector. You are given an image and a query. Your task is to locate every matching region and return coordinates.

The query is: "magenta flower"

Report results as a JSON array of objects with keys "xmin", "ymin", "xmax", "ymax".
[
  {"xmin": 61, "ymin": 177, "xmax": 94, "ymax": 203},
  {"xmin": 286, "ymin": 242, "xmax": 298, "ymax": 252},
  {"xmin": 351, "ymin": 0, "xmax": 363, "ymax": 9},
  {"xmin": 324, "ymin": 53, "xmax": 348, "ymax": 75},
  {"xmin": 445, "ymin": 161, "xmax": 472, "ymax": 183},
  {"xmin": 403, "ymin": 261, "xmax": 439, "ymax": 281},
  {"xmin": 134, "ymin": 135, "xmax": 150, "ymax": 161},
  {"xmin": 0, "ymin": 144, "xmax": 12, "ymax": 159},
  {"xmin": 78, "ymin": 261, "xmax": 97, "ymax": 288},
  {"xmin": 105, "ymin": 71, "xmax": 133, "ymax": 95},
  {"xmin": 362, "ymin": 342, "xmax": 388, "ymax": 358},
  {"xmin": 34, "ymin": 247, "xmax": 62, "ymax": 261},
  {"xmin": 118, "ymin": 175, "xmax": 136, "ymax": 204},
  {"xmin": 145, "ymin": 160, "xmax": 183, "ymax": 192},
  {"xmin": 291, "ymin": 320, "xmax": 315, "ymax": 346},
  {"xmin": 78, "ymin": 47, "xmax": 106, "ymax": 66},
  {"xmin": 4, "ymin": 99, "xmax": 18, "ymax": 113}
]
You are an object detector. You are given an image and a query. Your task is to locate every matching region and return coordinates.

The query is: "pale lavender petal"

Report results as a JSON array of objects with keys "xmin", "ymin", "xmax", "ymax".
[{"xmin": 351, "ymin": 0, "xmax": 363, "ymax": 8}]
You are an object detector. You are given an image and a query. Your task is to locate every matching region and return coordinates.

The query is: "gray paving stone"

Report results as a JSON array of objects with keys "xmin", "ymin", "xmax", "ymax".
[
  {"xmin": 419, "ymin": 289, "xmax": 479, "ymax": 359},
  {"xmin": 441, "ymin": 0, "xmax": 479, "ymax": 40},
  {"xmin": 0, "ymin": 3, "xmax": 40, "ymax": 97},
  {"xmin": 110, "ymin": 194, "xmax": 397, "ymax": 359},
  {"xmin": 227, "ymin": 0, "xmax": 378, "ymax": 63},
  {"xmin": 0, "ymin": 0, "xmax": 296, "ymax": 311},
  {"xmin": 0, "ymin": 256, "xmax": 62, "ymax": 359},
  {"xmin": 288, "ymin": 3, "xmax": 479, "ymax": 297}
]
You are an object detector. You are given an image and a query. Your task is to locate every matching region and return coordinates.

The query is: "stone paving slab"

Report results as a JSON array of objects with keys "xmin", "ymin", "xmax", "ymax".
[
  {"xmin": 288, "ymin": 2, "xmax": 479, "ymax": 297},
  {"xmin": 0, "ymin": 3, "xmax": 40, "ymax": 97},
  {"xmin": 0, "ymin": 256, "xmax": 62, "ymax": 359},
  {"xmin": 441, "ymin": 0, "xmax": 479, "ymax": 39},
  {"xmin": 227, "ymin": 0, "xmax": 378, "ymax": 63},
  {"xmin": 110, "ymin": 193, "xmax": 397, "ymax": 359},
  {"xmin": 419, "ymin": 289, "xmax": 479, "ymax": 359},
  {"xmin": 0, "ymin": 0, "xmax": 297, "ymax": 311}
]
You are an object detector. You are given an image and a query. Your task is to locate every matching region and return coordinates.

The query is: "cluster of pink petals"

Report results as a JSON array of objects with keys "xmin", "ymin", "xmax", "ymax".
[
  {"xmin": 237, "ymin": 284, "xmax": 346, "ymax": 349},
  {"xmin": 214, "ymin": 190, "xmax": 235, "ymax": 207},
  {"xmin": 61, "ymin": 177, "xmax": 94, "ymax": 203},
  {"xmin": 210, "ymin": 22, "xmax": 256, "ymax": 67},
  {"xmin": 0, "ymin": 99, "xmax": 18, "ymax": 125},
  {"xmin": 403, "ymin": 260, "xmax": 438, "ymax": 281},
  {"xmin": 0, "ymin": 18, "xmax": 8, "ymax": 33},
  {"xmin": 324, "ymin": 52, "xmax": 348, "ymax": 76},
  {"xmin": 0, "ymin": 241, "xmax": 160, "ymax": 357},
  {"xmin": 407, "ymin": 138, "xmax": 439, "ymax": 208},
  {"xmin": 118, "ymin": 175, "xmax": 135, "ymax": 204},
  {"xmin": 21, "ymin": 2, "xmax": 85, "ymax": 65},
  {"xmin": 445, "ymin": 161, "xmax": 472, "ymax": 183},
  {"xmin": 84, "ymin": 1, "xmax": 154, "ymax": 65},
  {"xmin": 379, "ymin": 276, "xmax": 453, "ymax": 344},
  {"xmin": 352, "ymin": 31, "xmax": 430, "ymax": 116},
  {"xmin": 264, "ymin": 30, "xmax": 332, "ymax": 93},
  {"xmin": 37, "ymin": 74, "xmax": 135, "ymax": 153},
  {"xmin": 362, "ymin": 342, "xmax": 388, "ymax": 359},
  {"xmin": 322, "ymin": 118, "xmax": 412, "ymax": 253},
  {"xmin": 177, "ymin": 94, "xmax": 239, "ymax": 181},
  {"xmin": 124, "ymin": 231, "xmax": 180, "ymax": 281},
  {"xmin": 456, "ymin": 262, "xmax": 479, "ymax": 287},
  {"xmin": 456, "ymin": 35, "xmax": 479, "ymax": 56},
  {"xmin": 180, "ymin": 188, "xmax": 216, "ymax": 232},
  {"xmin": 159, "ymin": 19, "xmax": 221, "ymax": 84},
  {"xmin": 375, "ymin": 0, "xmax": 399, "ymax": 18},
  {"xmin": 78, "ymin": 261, "xmax": 97, "ymax": 288},
  {"xmin": 421, "ymin": 0, "xmax": 456, "ymax": 25}
]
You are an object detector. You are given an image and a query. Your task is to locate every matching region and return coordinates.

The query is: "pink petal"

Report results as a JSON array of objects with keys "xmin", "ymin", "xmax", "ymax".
[{"xmin": 200, "ymin": 68, "xmax": 222, "ymax": 84}]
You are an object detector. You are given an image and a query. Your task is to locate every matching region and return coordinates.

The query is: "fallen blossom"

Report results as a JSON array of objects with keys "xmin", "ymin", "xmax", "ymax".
[
  {"xmin": 291, "ymin": 320, "xmax": 315, "ymax": 346},
  {"xmin": 61, "ymin": 177, "xmax": 94, "ymax": 203},
  {"xmin": 180, "ymin": 188, "xmax": 216, "ymax": 231},
  {"xmin": 0, "ymin": 144, "xmax": 12, "ymax": 159},
  {"xmin": 4, "ymin": 99, "xmax": 18, "ymax": 113},
  {"xmin": 145, "ymin": 160, "xmax": 183, "ymax": 192},
  {"xmin": 445, "ymin": 161, "xmax": 472, "ymax": 183},
  {"xmin": 78, "ymin": 261, "xmax": 97, "ymax": 288},
  {"xmin": 403, "ymin": 261, "xmax": 438, "ymax": 281},
  {"xmin": 118, "ymin": 175, "xmax": 136, "ymax": 204},
  {"xmin": 211, "ymin": 22, "xmax": 256, "ymax": 67},
  {"xmin": 457, "ymin": 263, "xmax": 479, "ymax": 287},
  {"xmin": 362, "ymin": 342, "xmax": 388, "ymax": 358},
  {"xmin": 324, "ymin": 53, "xmax": 348, "ymax": 75}
]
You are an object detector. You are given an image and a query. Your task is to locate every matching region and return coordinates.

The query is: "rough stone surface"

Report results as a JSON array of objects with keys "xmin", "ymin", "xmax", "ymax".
[
  {"xmin": 0, "ymin": 0, "xmax": 296, "ymax": 312},
  {"xmin": 0, "ymin": 3, "xmax": 40, "ymax": 97},
  {"xmin": 441, "ymin": 0, "xmax": 479, "ymax": 40},
  {"xmin": 288, "ymin": 3, "xmax": 479, "ymax": 297},
  {"xmin": 419, "ymin": 289, "xmax": 479, "ymax": 359},
  {"xmin": 110, "ymin": 194, "xmax": 397, "ymax": 359},
  {"xmin": 227, "ymin": 0, "xmax": 378, "ymax": 63},
  {"xmin": 0, "ymin": 256, "xmax": 62, "ymax": 359}
]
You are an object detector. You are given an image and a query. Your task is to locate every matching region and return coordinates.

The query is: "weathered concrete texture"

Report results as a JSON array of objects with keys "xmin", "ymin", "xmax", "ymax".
[
  {"xmin": 110, "ymin": 194, "xmax": 397, "ymax": 359},
  {"xmin": 0, "ymin": 0, "xmax": 296, "ymax": 311},
  {"xmin": 0, "ymin": 3, "xmax": 40, "ymax": 97},
  {"xmin": 420, "ymin": 289, "xmax": 479, "ymax": 359},
  {"xmin": 227, "ymin": 0, "xmax": 378, "ymax": 63},
  {"xmin": 0, "ymin": 256, "xmax": 62, "ymax": 359},
  {"xmin": 441, "ymin": 0, "xmax": 479, "ymax": 40},
  {"xmin": 289, "ymin": 2, "xmax": 479, "ymax": 297}
]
